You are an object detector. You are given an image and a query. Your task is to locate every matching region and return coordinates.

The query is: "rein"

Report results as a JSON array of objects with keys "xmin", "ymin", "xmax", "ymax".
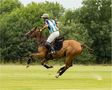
[{"xmin": 35, "ymin": 29, "xmax": 46, "ymax": 46}]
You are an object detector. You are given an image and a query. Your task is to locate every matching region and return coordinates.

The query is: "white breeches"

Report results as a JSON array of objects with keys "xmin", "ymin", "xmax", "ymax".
[{"xmin": 47, "ymin": 31, "xmax": 59, "ymax": 43}]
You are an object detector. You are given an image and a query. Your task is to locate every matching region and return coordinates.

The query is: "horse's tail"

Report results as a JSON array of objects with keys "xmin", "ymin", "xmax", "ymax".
[{"xmin": 81, "ymin": 44, "xmax": 94, "ymax": 53}]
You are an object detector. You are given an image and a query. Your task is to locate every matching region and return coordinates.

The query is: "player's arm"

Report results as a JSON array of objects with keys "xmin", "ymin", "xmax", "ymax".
[
  {"xmin": 40, "ymin": 23, "xmax": 48, "ymax": 32},
  {"xmin": 56, "ymin": 22, "xmax": 61, "ymax": 32}
]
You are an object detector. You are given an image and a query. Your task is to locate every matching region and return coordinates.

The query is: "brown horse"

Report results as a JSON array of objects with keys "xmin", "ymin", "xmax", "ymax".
[{"xmin": 25, "ymin": 27, "xmax": 93, "ymax": 78}]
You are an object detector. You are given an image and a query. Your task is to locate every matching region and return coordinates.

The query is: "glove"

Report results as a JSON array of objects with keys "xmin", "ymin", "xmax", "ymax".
[{"xmin": 39, "ymin": 29, "xmax": 42, "ymax": 32}]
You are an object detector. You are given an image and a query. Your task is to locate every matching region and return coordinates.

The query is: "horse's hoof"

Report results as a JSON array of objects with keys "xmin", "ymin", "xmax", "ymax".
[
  {"xmin": 55, "ymin": 73, "xmax": 59, "ymax": 78},
  {"xmin": 26, "ymin": 65, "xmax": 29, "ymax": 68},
  {"xmin": 50, "ymin": 66, "xmax": 53, "ymax": 68},
  {"xmin": 47, "ymin": 66, "xmax": 53, "ymax": 69}
]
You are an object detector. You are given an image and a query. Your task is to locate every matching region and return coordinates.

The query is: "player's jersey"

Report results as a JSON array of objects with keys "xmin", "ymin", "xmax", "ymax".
[{"xmin": 45, "ymin": 19, "xmax": 58, "ymax": 33}]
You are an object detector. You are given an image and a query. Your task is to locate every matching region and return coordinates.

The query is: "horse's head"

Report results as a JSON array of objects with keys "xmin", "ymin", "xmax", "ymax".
[
  {"xmin": 25, "ymin": 27, "xmax": 46, "ymax": 45},
  {"xmin": 25, "ymin": 27, "xmax": 43, "ymax": 41}
]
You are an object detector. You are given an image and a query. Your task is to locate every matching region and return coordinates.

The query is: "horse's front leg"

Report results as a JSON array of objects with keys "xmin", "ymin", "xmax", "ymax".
[
  {"xmin": 41, "ymin": 59, "xmax": 53, "ymax": 69},
  {"xmin": 26, "ymin": 56, "xmax": 33, "ymax": 68},
  {"xmin": 26, "ymin": 52, "xmax": 53, "ymax": 69},
  {"xmin": 26, "ymin": 52, "xmax": 43, "ymax": 68}
]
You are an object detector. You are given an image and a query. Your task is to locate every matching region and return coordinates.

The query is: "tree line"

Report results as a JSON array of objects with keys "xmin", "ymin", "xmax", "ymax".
[{"xmin": 0, "ymin": 0, "xmax": 111, "ymax": 64}]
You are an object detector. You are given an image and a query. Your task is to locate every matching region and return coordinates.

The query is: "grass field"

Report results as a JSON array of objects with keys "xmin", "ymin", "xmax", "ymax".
[{"xmin": 0, "ymin": 65, "xmax": 111, "ymax": 90}]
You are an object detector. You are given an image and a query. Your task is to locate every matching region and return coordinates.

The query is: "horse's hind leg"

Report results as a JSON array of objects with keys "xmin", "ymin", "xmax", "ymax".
[
  {"xmin": 55, "ymin": 65, "xmax": 69, "ymax": 78},
  {"xmin": 55, "ymin": 55, "xmax": 74, "ymax": 78},
  {"xmin": 57, "ymin": 66, "xmax": 65, "ymax": 74},
  {"xmin": 55, "ymin": 66, "xmax": 67, "ymax": 78}
]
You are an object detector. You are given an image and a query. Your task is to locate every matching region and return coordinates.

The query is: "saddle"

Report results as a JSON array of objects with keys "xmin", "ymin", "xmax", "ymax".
[
  {"xmin": 45, "ymin": 36, "xmax": 64, "ymax": 60},
  {"xmin": 53, "ymin": 36, "xmax": 64, "ymax": 51}
]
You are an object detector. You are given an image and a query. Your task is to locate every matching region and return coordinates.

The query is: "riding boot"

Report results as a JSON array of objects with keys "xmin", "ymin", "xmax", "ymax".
[{"xmin": 45, "ymin": 42, "xmax": 55, "ymax": 54}]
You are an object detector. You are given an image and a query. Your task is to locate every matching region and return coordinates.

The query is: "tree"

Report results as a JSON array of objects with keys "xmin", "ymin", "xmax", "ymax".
[
  {"xmin": 80, "ymin": 0, "xmax": 111, "ymax": 63},
  {"xmin": 0, "ymin": 1, "xmax": 64, "ymax": 62},
  {"xmin": 59, "ymin": 9, "xmax": 95, "ymax": 64},
  {"xmin": 0, "ymin": 0, "xmax": 22, "ymax": 15}
]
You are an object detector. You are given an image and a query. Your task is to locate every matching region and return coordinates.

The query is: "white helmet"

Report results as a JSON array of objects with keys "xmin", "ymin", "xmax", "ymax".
[{"xmin": 41, "ymin": 13, "xmax": 49, "ymax": 18}]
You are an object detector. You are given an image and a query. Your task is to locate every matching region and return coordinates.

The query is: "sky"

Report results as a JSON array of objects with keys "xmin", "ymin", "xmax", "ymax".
[{"xmin": 19, "ymin": 0, "xmax": 83, "ymax": 9}]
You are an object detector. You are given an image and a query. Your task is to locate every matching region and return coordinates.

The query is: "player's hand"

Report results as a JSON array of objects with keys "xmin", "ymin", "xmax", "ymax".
[{"xmin": 39, "ymin": 29, "xmax": 42, "ymax": 32}]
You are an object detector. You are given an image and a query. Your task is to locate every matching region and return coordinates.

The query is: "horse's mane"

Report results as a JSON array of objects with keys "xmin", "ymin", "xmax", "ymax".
[{"xmin": 35, "ymin": 27, "xmax": 46, "ymax": 46}]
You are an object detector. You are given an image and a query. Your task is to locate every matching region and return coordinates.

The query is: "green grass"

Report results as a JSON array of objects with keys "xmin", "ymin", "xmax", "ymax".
[{"xmin": 0, "ymin": 65, "xmax": 111, "ymax": 90}]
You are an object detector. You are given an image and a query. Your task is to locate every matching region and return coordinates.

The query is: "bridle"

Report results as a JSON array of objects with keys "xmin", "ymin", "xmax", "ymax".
[{"xmin": 25, "ymin": 27, "xmax": 46, "ymax": 46}]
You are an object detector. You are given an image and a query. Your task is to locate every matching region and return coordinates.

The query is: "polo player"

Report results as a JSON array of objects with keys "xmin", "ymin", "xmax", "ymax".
[{"xmin": 40, "ymin": 13, "xmax": 60, "ymax": 54}]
